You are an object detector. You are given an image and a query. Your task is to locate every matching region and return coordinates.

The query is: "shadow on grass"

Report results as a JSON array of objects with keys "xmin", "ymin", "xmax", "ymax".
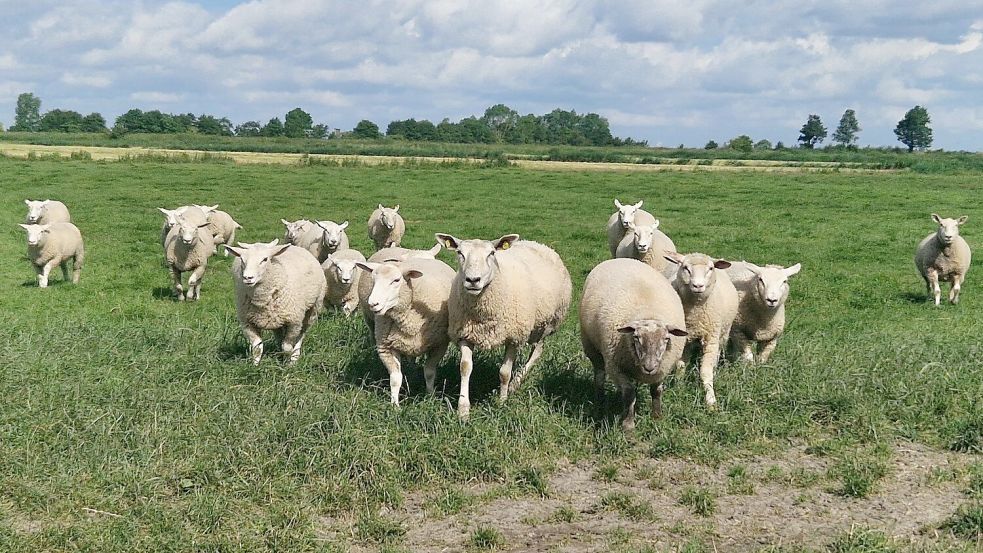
[
  {"xmin": 152, "ymin": 286, "xmax": 176, "ymax": 300},
  {"xmin": 899, "ymin": 291, "xmax": 930, "ymax": 304}
]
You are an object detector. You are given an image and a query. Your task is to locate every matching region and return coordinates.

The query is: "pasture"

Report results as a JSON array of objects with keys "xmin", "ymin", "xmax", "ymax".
[{"xmin": 1, "ymin": 156, "xmax": 981, "ymax": 551}]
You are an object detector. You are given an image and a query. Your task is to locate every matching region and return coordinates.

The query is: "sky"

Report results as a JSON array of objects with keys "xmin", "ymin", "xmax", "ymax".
[{"xmin": 1, "ymin": 0, "xmax": 982, "ymax": 150}]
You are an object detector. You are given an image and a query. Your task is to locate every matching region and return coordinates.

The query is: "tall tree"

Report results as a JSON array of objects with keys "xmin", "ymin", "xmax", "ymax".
[
  {"xmin": 80, "ymin": 113, "xmax": 107, "ymax": 132},
  {"xmin": 352, "ymin": 119, "xmax": 381, "ymax": 139},
  {"xmin": 283, "ymin": 108, "xmax": 313, "ymax": 138},
  {"xmin": 832, "ymin": 109, "xmax": 861, "ymax": 147},
  {"xmin": 262, "ymin": 117, "xmax": 285, "ymax": 137},
  {"xmin": 12, "ymin": 92, "xmax": 42, "ymax": 131},
  {"xmin": 235, "ymin": 121, "xmax": 262, "ymax": 137},
  {"xmin": 894, "ymin": 105, "xmax": 933, "ymax": 152},
  {"xmin": 797, "ymin": 114, "xmax": 827, "ymax": 149},
  {"xmin": 728, "ymin": 135, "xmax": 753, "ymax": 153},
  {"xmin": 39, "ymin": 109, "xmax": 84, "ymax": 132},
  {"xmin": 481, "ymin": 104, "xmax": 519, "ymax": 140}
]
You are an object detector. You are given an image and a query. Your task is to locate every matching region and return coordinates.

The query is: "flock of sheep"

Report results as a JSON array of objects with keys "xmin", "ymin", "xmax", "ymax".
[{"xmin": 18, "ymin": 197, "xmax": 972, "ymax": 428}]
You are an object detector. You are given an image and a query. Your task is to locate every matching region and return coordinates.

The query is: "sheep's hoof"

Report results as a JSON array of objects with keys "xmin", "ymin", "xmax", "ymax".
[
  {"xmin": 457, "ymin": 400, "xmax": 471, "ymax": 420},
  {"xmin": 621, "ymin": 418, "xmax": 636, "ymax": 432}
]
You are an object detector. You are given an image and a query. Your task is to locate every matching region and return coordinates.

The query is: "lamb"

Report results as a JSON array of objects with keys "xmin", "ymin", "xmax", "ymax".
[
  {"xmin": 194, "ymin": 204, "xmax": 242, "ymax": 255},
  {"xmin": 368, "ymin": 204, "xmax": 405, "ymax": 250},
  {"xmin": 663, "ymin": 252, "xmax": 738, "ymax": 408},
  {"xmin": 315, "ymin": 220, "xmax": 351, "ymax": 258},
  {"xmin": 580, "ymin": 258, "xmax": 688, "ymax": 430},
  {"xmin": 915, "ymin": 213, "xmax": 971, "ymax": 305},
  {"xmin": 614, "ymin": 221, "xmax": 677, "ymax": 274},
  {"xmin": 726, "ymin": 261, "xmax": 802, "ymax": 364},
  {"xmin": 19, "ymin": 222, "xmax": 84, "ymax": 287},
  {"xmin": 281, "ymin": 219, "xmax": 314, "ymax": 245},
  {"xmin": 24, "ymin": 199, "xmax": 72, "ymax": 225},
  {"xmin": 357, "ymin": 257, "xmax": 456, "ymax": 405},
  {"xmin": 163, "ymin": 214, "xmax": 215, "ymax": 301},
  {"xmin": 435, "ymin": 232, "xmax": 572, "ymax": 419},
  {"xmin": 225, "ymin": 241, "xmax": 327, "ymax": 365},
  {"xmin": 357, "ymin": 243, "xmax": 444, "ymax": 330},
  {"xmin": 158, "ymin": 205, "xmax": 209, "ymax": 247},
  {"xmin": 606, "ymin": 199, "xmax": 657, "ymax": 257},
  {"xmin": 322, "ymin": 248, "xmax": 367, "ymax": 316}
]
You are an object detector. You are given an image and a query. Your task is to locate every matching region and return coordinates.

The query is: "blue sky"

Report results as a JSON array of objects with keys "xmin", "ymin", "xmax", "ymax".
[{"xmin": 1, "ymin": 0, "xmax": 982, "ymax": 149}]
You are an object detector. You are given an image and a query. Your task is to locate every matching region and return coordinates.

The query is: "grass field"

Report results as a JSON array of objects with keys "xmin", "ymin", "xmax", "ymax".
[{"xmin": 1, "ymin": 156, "xmax": 981, "ymax": 551}]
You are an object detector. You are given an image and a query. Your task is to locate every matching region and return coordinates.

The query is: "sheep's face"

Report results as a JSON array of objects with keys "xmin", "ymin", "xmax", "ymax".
[
  {"xmin": 932, "ymin": 213, "xmax": 967, "ymax": 246},
  {"xmin": 24, "ymin": 200, "xmax": 48, "ymax": 223},
  {"xmin": 615, "ymin": 199, "xmax": 644, "ymax": 229},
  {"xmin": 436, "ymin": 233, "xmax": 519, "ymax": 296},
  {"xmin": 618, "ymin": 320, "xmax": 687, "ymax": 376},
  {"xmin": 281, "ymin": 219, "xmax": 310, "ymax": 243},
  {"xmin": 159, "ymin": 207, "xmax": 184, "ymax": 230},
  {"xmin": 325, "ymin": 256, "xmax": 359, "ymax": 285},
  {"xmin": 666, "ymin": 253, "xmax": 731, "ymax": 296},
  {"xmin": 175, "ymin": 217, "xmax": 210, "ymax": 246},
  {"xmin": 749, "ymin": 263, "xmax": 801, "ymax": 309},
  {"xmin": 378, "ymin": 205, "xmax": 400, "ymax": 229},
  {"xmin": 226, "ymin": 243, "xmax": 290, "ymax": 287},
  {"xmin": 19, "ymin": 223, "xmax": 50, "ymax": 247},
  {"xmin": 357, "ymin": 262, "xmax": 422, "ymax": 316},
  {"xmin": 317, "ymin": 220, "xmax": 349, "ymax": 248},
  {"xmin": 632, "ymin": 222, "xmax": 660, "ymax": 254}
]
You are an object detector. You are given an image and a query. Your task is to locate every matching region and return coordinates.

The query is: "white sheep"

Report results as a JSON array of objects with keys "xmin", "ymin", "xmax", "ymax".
[
  {"xmin": 915, "ymin": 213, "xmax": 971, "ymax": 305},
  {"xmin": 368, "ymin": 204, "xmax": 405, "ymax": 250},
  {"xmin": 225, "ymin": 241, "xmax": 327, "ymax": 365},
  {"xmin": 580, "ymin": 258, "xmax": 688, "ymax": 430},
  {"xmin": 158, "ymin": 205, "xmax": 208, "ymax": 247},
  {"xmin": 24, "ymin": 199, "xmax": 72, "ymax": 225},
  {"xmin": 322, "ymin": 248, "xmax": 367, "ymax": 316},
  {"xmin": 435, "ymin": 232, "xmax": 572, "ymax": 419},
  {"xmin": 194, "ymin": 205, "xmax": 242, "ymax": 255},
  {"xmin": 726, "ymin": 261, "xmax": 801, "ymax": 364},
  {"xmin": 357, "ymin": 243, "xmax": 444, "ymax": 331},
  {"xmin": 357, "ymin": 257, "xmax": 456, "ymax": 405},
  {"xmin": 315, "ymin": 220, "xmax": 351, "ymax": 258},
  {"xmin": 606, "ymin": 199, "xmax": 656, "ymax": 257},
  {"xmin": 614, "ymin": 221, "xmax": 677, "ymax": 274},
  {"xmin": 281, "ymin": 219, "xmax": 314, "ymax": 245},
  {"xmin": 163, "ymin": 215, "xmax": 215, "ymax": 301},
  {"xmin": 19, "ymin": 222, "xmax": 84, "ymax": 287},
  {"xmin": 664, "ymin": 252, "xmax": 738, "ymax": 408}
]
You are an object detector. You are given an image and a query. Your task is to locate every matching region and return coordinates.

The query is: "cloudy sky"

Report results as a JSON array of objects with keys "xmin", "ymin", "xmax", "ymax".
[{"xmin": 1, "ymin": 1, "xmax": 982, "ymax": 149}]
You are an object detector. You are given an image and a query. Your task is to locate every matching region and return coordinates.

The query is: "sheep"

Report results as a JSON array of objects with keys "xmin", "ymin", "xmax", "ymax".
[
  {"xmin": 435, "ymin": 232, "xmax": 572, "ymax": 419},
  {"xmin": 18, "ymin": 222, "xmax": 84, "ymax": 287},
  {"xmin": 357, "ymin": 243, "xmax": 444, "ymax": 331},
  {"xmin": 357, "ymin": 257, "xmax": 456, "ymax": 405},
  {"xmin": 163, "ymin": 215, "xmax": 215, "ymax": 301},
  {"xmin": 580, "ymin": 258, "xmax": 688, "ymax": 430},
  {"xmin": 726, "ymin": 261, "xmax": 802, "ymax": 364},
  {"xmin": 663, "ymin": 252, "xmax": 738, "ymax": 408},
  {"xmin": 614, "ymin": 221, "xmax": 677, "ymax": 274},
  {"xmin": 194, "ymin": 205, "xmax": 242, "ymax": 255},
  {"xmin": 225, "ymin": 241, "xmax": 327, "ymax": 365},
  {"xmin": 315, "ymin": 220, "xmax": 351, "ymax": 258},
  {"xmin": 915, "ymin": 213, "xmax": 971, "ymax": 305},
  {"xmin": 281, "ymin": 218, "xmax": 314, "ymax": 245},
  {"xmin": 368, "ymin": 204, "xmax": 405, "ymax": 250},
  {"xmin": 158, "ymin": 205, "xmax": 208, "ymax": 247},
  {"xmin": 24, "ymin": 199, "xmax": 72, "ymax": 225},
  {"xmin": 606, "ymin": 199, "xmax": 656, "ymax": 257},
  {"xmin": 322, "ymin": 248, "xmax": 367, "ymax": 316}
]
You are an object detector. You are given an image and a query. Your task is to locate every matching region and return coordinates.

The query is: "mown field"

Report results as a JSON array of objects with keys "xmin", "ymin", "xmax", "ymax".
[{"xmin": 1, "ymin": 157, "xmax": 981, "ymax": 552}]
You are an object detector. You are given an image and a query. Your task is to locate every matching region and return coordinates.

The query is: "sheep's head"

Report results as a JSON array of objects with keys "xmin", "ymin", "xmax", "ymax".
[
  {"xmin": 316, "ymin": 220, "xmax": 349, "ymax": 248},
  {"xmin": 19, "ymin": 223, "xmax": 50, "ymax": 246},
  {"xmin": 225, "ymin": 241, "xmax": 289, "ymax": 286},
  {"xmin": 378, "ymin": 204, "xmax": 400, "ymax": 229},
  {"xmin": 665, "ymin": 252, "xmax": 731, "ymax": 296},
  {"xmin": 324, "ymin": 254, "xmax": 359, "ymax": 285},
  {"xmin": 158, "ymin": 207, "xmax": 185, "ymax": 230},
  {"xmin": 24, "ymin": 200, "xmax": 49, "ymax": 223},
  {"xmin": 747, "ymin": 263, "xmax": 801, "ymax": 309},
  {"xmin": 435, "ymin": 232, "xmax": 519, "ymax": 296},
  {"xmin": 175, "ymin": 216, "xmax": 211, "ymax": 246},
  {"xmin": 281, "ymin": 219, "xmax": 310, "ymax": 242},
  {"xmin": 356, "ymin": 261, "xmax": 422, "ymax": 316},
  {"xmin": 617, "ymin": 320, "xmax": 687, "ymax": 376},
  {"xmin": 631, "ymin": 221, "xmax": 660, "ymax": 254},
  {"xmin": 614, "ymin": 199, "xmax": 644, "ymax": 229},
  {"xmin": 932, "ymin": 213, "xmax": 967, "ymax": 246}
]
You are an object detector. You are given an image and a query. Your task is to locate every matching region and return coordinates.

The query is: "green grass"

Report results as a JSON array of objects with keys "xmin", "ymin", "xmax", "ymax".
[
  {"xmin": 0, "ymin": 157, "xmax": 982, "ymax": 550},
  {"xmin": 678, "ymin": 487, "xmax": 716, "ymax": 517},
  {"xmin": 468, "ymin": 526, "xmax": 505, "ymax": 550},
  {"xmin": 599, "ymin": 491, "xmax": 658, "ymax": 521}
]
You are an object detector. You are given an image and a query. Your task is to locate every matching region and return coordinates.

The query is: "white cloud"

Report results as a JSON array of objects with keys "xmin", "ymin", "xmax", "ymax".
[
  {"xmin": 0, "ymin": 53, "xmax": 16, "ymax": 70},
  {"xmin": 61, "ymin": 72, "xmax": 111, "ymax": 88},
  {"xmin": 241, "ymin": 89, "xmax": 350, "ymax": 108},
  {"xmin": 130, "ymin": 91, "xmax": 185, "ymax": 103}
]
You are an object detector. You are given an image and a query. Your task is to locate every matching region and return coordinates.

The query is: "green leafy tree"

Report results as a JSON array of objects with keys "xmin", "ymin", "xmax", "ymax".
[
  {"xmin": 12, "ymin": 92, "xmax": 42, "ymax": 131},
  {"xmin": 480, "ymin": 104, "xmax": 519, "ymax": 140},
  {"xmin": 283, "ymin": 108, "xmax": 313, "ymax": 138},
  {"xmin": 832, "ymin": 109, "xmax": 861, "ymax": 147},
  {"xmin": 754, "ymin": 139, "xmax": 772, "ymax": 150},
  {"xmin": 774, "ymin": 141, "xmax": 786, "ymax": 150},
  {"xmin": 894, "ymin": 105, "xmax": 932, "ymax": 152},
  {"xmin": 235, "ymin": 121, "xmax": 262, "ymax": 137},
  {"xmin": 797, "ymin": 114, "xmax": 827, "ymax": 149},
  {"xmin": 80, "ymin": 113, "xmax": 107, "ymax": 132},
  {"xmin": 704, "ymin": 140, "xmax": 718, "ymax": 149},
  {"xmin": 352, "ymin": 119, "xmax": 381, "ymax": 139},
  {"xmin": 39, "ymin": 109, "xmax": 84, "ymax": 132},
  {"xmin": 728, "ymin": 135, "xmax": 753, "ymax": 153},
  {"xmin": 262, "ymin": 117, "xmax": 285, "ymax": 137},
  {"xmin": 310, "ymin": 123, "xmax": 329, "ymax": 139},
  {"xmin": 196, "ymin": 115, "xmax": 233, "ymax": 136}
]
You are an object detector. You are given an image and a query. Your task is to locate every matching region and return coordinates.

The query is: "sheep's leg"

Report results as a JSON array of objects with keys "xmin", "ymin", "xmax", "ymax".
[
  {"xmin": 169, "ymin": 267, "xmax": 185, "ymax": 301},
  {"xmin": 585, "ymin": 342, "xmax": 606, "ymax": 414},
  {"xmin": 509, "ymin": 339, "xmax": 545, "ymax": 394},
  {"xmin": 758, "ymin": 339, "xmax": 779, "ymax": 363},
  {"xmin": 950, "ymin": 273, "xmax": 964, "ymax": 304},
  {"xmin": 619, "ymin": 383, "xmax": 638, "ymax": 432},
  {"xmin": 732, "ymin": 332, "xmax": 754, "ymax": 364},
  {"xmin": 72, "ymin": 250, "xmax": 84, "ymax": 284},
  {"xmin": 699, "ymin": 339, "xmax": 721, "ymax": 408},
  {"xmin": 60, "ymin": 260, "xmax": 70, "ymax": 282},
  {"xmin": 243, "ymin": 325, "xmax": 263, "ymax": 365},
  {"xmin": 675, "ymin": 340, "xmax": 695, "ymax": 376},
  {"xmin": 649, "ymin": 383, "xmax": 664, "ymax": 420},
  {"xmin": 39, "ymin": 259, "xmax": 59, "ymax": 288},
  {"xmin": 926, "ymin": 268, "xmax": 941, "ymax": 305},
  {"xmin": 498, "ymin": 342, "xmax": 519, "ymax": 401},
  {"xmin": 458, "ymin": 341, "xmax": 474, "ymax": 419},
  {"xmin": 223, "ymin": 231, "xmax": 234, "ymax": 256},
  {"xmin": 423, "ymin": 342, "xmax": 449, "ymax": 395},
  {"xmin": 187, "ymin": 265, "xmax": 207, "ymax": 301},
  {"xmin": 281, "ymin": 324, "xmax": 304, "ymax": 365},
  {"xmin": 378, "ymin": 350, "xmax": 403, "ymax": 405}
]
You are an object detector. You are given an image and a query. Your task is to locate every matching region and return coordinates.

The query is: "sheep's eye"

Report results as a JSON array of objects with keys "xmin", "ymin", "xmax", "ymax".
[
  {"xmin": 758, "ymin": 277, "xmax": 765, "ymax": 284},
  {"xmin": 262, "ymin": 257, "xmax": 269, "ymax": 262},
  {"xmin": 393, "ymin": 278, "xmax": 401, "ymax": 284}
]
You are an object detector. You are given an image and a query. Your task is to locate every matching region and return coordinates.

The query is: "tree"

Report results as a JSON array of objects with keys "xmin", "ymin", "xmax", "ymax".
[
  {"xmin": 481, "ymin": 104, "xmax": 519, "ymax": 140},
  {"xmin": 832, "ymin": 109, "xmax": 861, "ymax": 147},
  {"xmin": 196, "ymin": 115, "xmax": 233, "ymax": 136},
  {"xmin": 235, "ymin": 121, "xmax": 262, "ymax": 137},
  {"xmin": 310, "ymin": 123, "xmax": 329, "ymax": 139},
  {"xmin": 39, "ymin": 109, "xmax": 84, "ymax": 132},
  {"xmin": 352, "ymin": 119, "xmax": 381, "ymax": 139},
  {"xmin": 774, "ymin": 141, "xmax": 786, "ymax": 150},
  {"xmin": 12, "ymin": 92, "xmax": 42, "ymax": 131},
  {"xmin": 262, "ymin": 117, "xmax": 285, "ymax": 137},
  {"xmin": 894, "ymin": 105, "xmax": 932, "ymax": 152},
  {"xmin": 754, "ymin": 139, "xmax": 772, "ymax": 150},
  {"xmin": 704, "ymin": 140, "xmax": 718, "ymax": 149},
  {"xmin": 283, "ymin": 108, "xmax": 313, "ymax": 138},
  {"xmin": 797, "ymin": 114, "xmax": 827, "ymax": 149},
  {"xmin": 80, "ymin": 113, "xmax": 107, "ymax": 132},
  {"xmin": 728, "ymin": 135, "xmax": 753, "ymax": 153}
]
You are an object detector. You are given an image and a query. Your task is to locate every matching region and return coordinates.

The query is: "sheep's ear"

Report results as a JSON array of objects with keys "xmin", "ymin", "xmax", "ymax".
[
  {"xmin": 158, "ymin": 207, "xmax": 172, "ymax": 216},
  {"xmin": 280, "ymin": 218, "xmax": 290, "ymax": 225},
  {"xmin": 932, "ymin": 213, "xmax": 942, "ymax": 224},
  {"xmin": 494, "ymin": 234, "xmax": 520, "ymax": 251},
  {"xmin": 225, "ymin": 245, "xmax": 244, "ymax": 258},
  {"xmin": 427, "ymin": 242, "xmax": 442, "ymax": 256},
  {"xmin": 668, "ymin": 327, "xmax": 688, "ymax": 337},
  {"xmin": 270, "ymin": 244, "xmax": 291, "ymax": 258},
  {"xmin": 403, "ymin": 269, "xmax": 424, "ymax": 280},
  {"xmin": 616, "ymin": 325, "xmax": 636, "ymax": 334},
  {"xmin": 201, "ymin": 204, "xmax": 218, "ymax": 212},
  {"xmin": 745, "ymin": 263, "xmax": 762, "ymax": 275},
  {"xmin": 652, "ymin": 219, "xmax": 660, "ymax": 230},
  {"xmin": 626, "ymin": 221, "xmax": 637, "ymax": 230},
  {"xmin": 323, "ymin": 254, "xmax": 335, "ymax": 267},
  {"xmin": 393, "ymin": 205, "xmax": 399, "ymax": 212},
  {"xmin": 713, "ymin": 259, "xmax": 732, "ymax": 270},
  {"xmin": 435, "ymin": 233, "xmax": 460, "ymax": 250},
  {"xmin": 315, "ymin": 220, "xmax": 329, "ymax": 231},
  {"xmin": 339, "ymin": 221, "xmax": 349, "ymax": 230},
  {"xmin": 197, "ymin": 222, "xmax": 212, "ymax": 228},
  {"xmin": 784, "ymin": 263, "xmax": 802, "ymax": 277},
  {"xmin": 267, "ymin": 239, "xmax": 279, "ymax": 246},
  {"xmin": 633, "ymin": 201, "xmax": 643, "ymax": 209},
  {"xmin": 614, "ymin": 199, "xmax": 623, "ymax": 209},
  {"xmin": 664, "ymin": 252, "xmax": 684, "ymax": 265},
  {"xmin": 355, "ymin": 261, "xmax": 378, "ymax": 273},
  {"xmin": 957, "ymin": 216, "xmax": 968, "ymax": 225},
  {"xmin": 24, "ymin": 199, "xmax": 30, "ymax": 206},
  {"xmin": 18, "ymin": 223, "xmax": 30, "ymax": 230},
  {"xmin": 377, "ymin": 203, "xmax": 384, "ymax": 210}
]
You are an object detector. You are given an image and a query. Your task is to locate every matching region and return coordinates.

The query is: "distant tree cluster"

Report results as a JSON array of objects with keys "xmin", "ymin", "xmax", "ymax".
[{"xmin": 7, "ymin": 93, "xmax": 107, "ymax": 133}]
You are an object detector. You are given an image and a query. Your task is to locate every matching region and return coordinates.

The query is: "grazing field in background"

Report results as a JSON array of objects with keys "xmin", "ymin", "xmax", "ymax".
[{"xmin": 0, "ymin": 157, "xmax": 981, "ymax": 551}]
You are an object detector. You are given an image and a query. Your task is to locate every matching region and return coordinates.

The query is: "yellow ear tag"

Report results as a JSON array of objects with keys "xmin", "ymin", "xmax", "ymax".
[
  {"xmin": 444, "ymin": 240, "xmax": 453, "ymax": 248},
  {"xmin": 500, "ymin": 242, "xmax": 510, "ymax": 250}
]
